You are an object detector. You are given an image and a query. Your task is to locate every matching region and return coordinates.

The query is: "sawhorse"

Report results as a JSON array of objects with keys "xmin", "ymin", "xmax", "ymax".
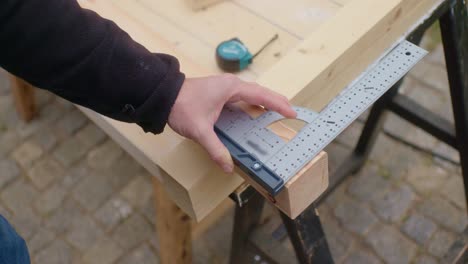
[{"xmin": 228, "ymin": 0, "xmax": 467, "ymax": 263}]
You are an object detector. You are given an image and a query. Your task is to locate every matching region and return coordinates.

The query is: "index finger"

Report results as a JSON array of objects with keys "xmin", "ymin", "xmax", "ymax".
[{"xmin": 232, "ymin": 83, "xmax": 297, "ymax": 118}]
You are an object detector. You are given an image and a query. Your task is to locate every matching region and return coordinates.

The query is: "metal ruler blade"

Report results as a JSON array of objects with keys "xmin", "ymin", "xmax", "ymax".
[{"xmin": 215, "ymin": 40, "xmax": 427, "ymax": 195}]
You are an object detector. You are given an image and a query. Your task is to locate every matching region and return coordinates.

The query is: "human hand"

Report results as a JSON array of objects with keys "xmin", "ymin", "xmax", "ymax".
[{"xmin": 168, "ymin": 74, "xmax": 296, "ymax": 173}]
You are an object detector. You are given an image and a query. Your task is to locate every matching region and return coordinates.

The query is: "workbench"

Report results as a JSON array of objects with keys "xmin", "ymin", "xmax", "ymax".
[{"xmin": 8, "ymin": 0, "xmax": 467, "ymax": 263}]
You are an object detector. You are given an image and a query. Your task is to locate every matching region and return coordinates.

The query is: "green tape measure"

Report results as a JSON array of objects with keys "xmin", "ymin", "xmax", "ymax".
[{"xmin": 216, "ymin": 34, "xmax": 278, "ymax": 72}]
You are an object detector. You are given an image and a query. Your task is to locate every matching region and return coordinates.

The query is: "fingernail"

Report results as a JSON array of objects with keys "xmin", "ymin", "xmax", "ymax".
[{"xmin": 223, "ymin": 164, "xmax": 234, "ymax": 173}]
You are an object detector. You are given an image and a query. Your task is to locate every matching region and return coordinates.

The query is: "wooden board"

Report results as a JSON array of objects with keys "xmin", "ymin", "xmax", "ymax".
[
  {"xmin": 78, "ymin": 0, "xmax": 329, "ymax": 220},
  {"xmin": 77, "ymin": 0, "xmax": 442, "ymax": 220},
  {"xmin": 257, "ymin": 0, "xmax": 444, "ymax": 111},
  {"xmin": 186, "ymin": 0, "xmax": 223, "ymax": 10}
]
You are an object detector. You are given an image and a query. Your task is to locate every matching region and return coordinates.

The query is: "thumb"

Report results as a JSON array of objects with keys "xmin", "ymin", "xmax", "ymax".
[{"xmin": 197, "ymin": 127, "xmax": 234, "ymax": 173}]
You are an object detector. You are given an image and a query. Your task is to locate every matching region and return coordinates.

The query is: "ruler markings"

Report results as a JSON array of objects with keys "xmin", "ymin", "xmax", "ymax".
[{"xmin": 215, "ymin": 41, "xmax": 427, "ymax": 193}]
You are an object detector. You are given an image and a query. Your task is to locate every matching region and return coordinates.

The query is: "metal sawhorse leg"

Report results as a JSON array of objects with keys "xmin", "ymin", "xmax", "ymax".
[{"xmin": 229, "ymin": 1, "xmax": 467, "ymax": 263}]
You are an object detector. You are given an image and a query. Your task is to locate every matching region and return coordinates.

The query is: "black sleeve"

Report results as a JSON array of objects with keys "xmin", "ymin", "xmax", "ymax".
[{"xmin": 0, "ymin": 0, "xmax": 185, "ymax": 133}]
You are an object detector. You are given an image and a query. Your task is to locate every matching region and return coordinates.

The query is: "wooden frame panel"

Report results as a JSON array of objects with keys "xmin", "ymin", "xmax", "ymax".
[{"xmin": 78, "ymin": 0, "xmax": 442, "ymax": 220}]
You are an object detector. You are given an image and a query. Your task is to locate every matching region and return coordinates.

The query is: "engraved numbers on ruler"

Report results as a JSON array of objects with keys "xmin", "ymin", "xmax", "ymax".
[
  {"xmin": 265, "ymin": 41, "xmax": 427, "ymax": 181},
  {"xmin": 215, "ymin": 41, "xmax": 427, "ymax": 184}
]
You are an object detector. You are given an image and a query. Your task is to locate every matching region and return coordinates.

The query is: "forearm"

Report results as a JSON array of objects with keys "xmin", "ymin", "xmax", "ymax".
[{"xmin": 0, "ymin": 0, "xmax": 184, "ymax": 133}]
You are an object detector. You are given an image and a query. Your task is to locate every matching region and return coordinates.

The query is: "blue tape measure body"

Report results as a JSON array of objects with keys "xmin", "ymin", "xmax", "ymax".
[{"xmin": 216, "ymin": 38, "xmax": 253, "ymax": 72}]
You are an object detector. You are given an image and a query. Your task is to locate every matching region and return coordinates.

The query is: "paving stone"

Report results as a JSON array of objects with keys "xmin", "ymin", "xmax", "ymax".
[
  {"xmin": 112, "ymin": 214, "xmax": 153, "ymax": 250},
  {"xmin": 0, "ymin": 158, "xmax": 20, "ymax": 189},
  {"xmin": 87, "ymin": 140, "xmax": 124, "ymax": 170},
  {"xmin": 0, "ymin": 204, "xmax": 12, "ymax": 220},
  {"xmin": 34, "ymin": 240, "xmax": 77, "ymax": 264},
  {"xmin": 1, "ymin": 104, "xmax": 20, "ymax": 129},
  {"xmin": 34, "ymin": 183, "xmax": 67, "ymax": 216},
  {"xmin": 28, "ymin": 157, "xmax": 65, "ymax": 190},
  {"xmin": 82, "ymin": 237, "xmax": 123, "ymax": 264},
  {"xmin": 106, "ymin": 154, "xmax": 142, "ymax": 190},
  {"xmin": 73, "ymin": 171, "xmax": 114, "ymax": 211},
  {"xmin": 425, "ymin": 44, "xmax": 445, "ymax": 67},
  {"xmin": 117, "ymin": 243, "xmax": 159, "ymax": 264},
  {"xmin": 366, "ymin": 224, "xmax": 417, "ymax": 264},
  {"xmin": 323, "ymin": 175, "xmax": 352, "ymax": 209},
  {"xmin": 121, "ymin": 175, "xmax": 153, "ymax": 209},
  {"xmin": 371, "ymin": 185, "xmax": 416, "ymax": 222},
  {"xmin": 419, "ymin": 196, "xmax": 467, "ymax": 232},
  {"xmin": 56, "ymin": 110, "xmax": 87, "ymax": 136},
  {"xmin": 385, "ymin": 143, "xmax": 426, "ymax": 180},
  {"xmin": 432, "ymin": 142, "xmax": 460, "ymax": 169},
  {"xmin": 35, "ymin": 88, "xmax": 54, "ymax": 108},
  {"xmin": 61, "ymin": 163, "xmax": 89, "ymax": 190},
  {"xmin": 414, "ymin": 254, "xmax": 438, "ymax": 264},
  {"xmin": 53, "ymin": 136, "xmax": 90, "ymax": 166},
  {"xmin": 199, "ymin": 206, "xmax": 234, "ymax": 261},
  {"xmin": 76, "ymin": 123, "xmax": 106, "ymax": 149},
  {"xmin": 0, "ymin": 179, "xmax": 39, "ymax": 214},
  {"xmin": 15, "ymin": 118, "xmax": 45, "ymax": 139},
  {"xmin": 33, "ymin": 130, "xmax": 58, "ymax": 151},
  {"xmin": 406, "ymin": 164, "xmax": 449, "ymax": 196},
  {"xmin": 384, "ymin": 115, "xmax": 438, "ymax": 152},
  {"xmin": 95, "ymin": 196, "xmax": 133, "ymax": 231},
  {"xmin": 409, "ymin": 59, "xmax": 449, "ymax": 93},
  {"xmin": 406, "ymin": 81, "xmax": 447, "ymax": 116},
  {"xmin": 46, "ymin": 198, "xmax": 82, "ymax": 235},
  {"xmin": 402, "ymin": 213, "xmax": 437, "ymax": 245},
  {"xmin": 343, "ymin": 249, "xmax": 381, "ymax": 264},
  {"xmin": 427, "ymin": 230, "xmax": 456, "ymax": 258},
  {"xmin": 142, "ymin": 197, "xmax": 156, "ymax": 225},
  {"xmin": 334, "ymin": 198, "xmax": 378, "ymax": 235},
  {"xmin": 12, "ymin": 140, "xmax": 43, "ymax": 168},
  {"xmin": 368, "ymin": 134, "xmax": 397, "ymax": 163},
  {"xmin": 0, "ymin": 130, "xmax": 20, "ymax": 157},
  {"xmin": 55, "ymin": 96, "xmax": 75, "ymax": 110},
  {"xmin": 11, "ymin": 206, "xmax": 41, "ymax": 240},
  {"xmin": 27, "ymin": 227, "xmax": 56, "ymax": 254},
  {"xmin": 348, "ymin": 164, "xmax": 391, "ymax": 203},
  {"xmin": 66, "ymin": 216, "xmax": 104, "ymax": 251},
  {"xmin": 321, "ymin": 208, "xmax": 354, "ymax": 262},
  {"xmin": 193, "ymin": 238, "xmax": 218, "ymax": 264},
  {"xmin": 440, "ymin": 175, "xmax": 466, "ymax": 209},
  {"xmin": 37, "ymin": 103, "xmax": 64, "ymax": 125}
]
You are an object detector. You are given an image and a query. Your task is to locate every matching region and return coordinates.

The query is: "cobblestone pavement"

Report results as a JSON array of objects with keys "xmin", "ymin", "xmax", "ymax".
[{"xmin": 0, "ymin": 30, "xmax": 466, "ymax": 263}]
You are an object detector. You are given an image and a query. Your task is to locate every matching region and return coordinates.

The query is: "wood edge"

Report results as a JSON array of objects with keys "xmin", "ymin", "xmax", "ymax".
[
  {"xmin": 234, "ymin": 151, "xmax": 328, "ymax": 218},
  {"xmin": 281, "ymin": 151, "xmax": 329, "ymax": 219}
]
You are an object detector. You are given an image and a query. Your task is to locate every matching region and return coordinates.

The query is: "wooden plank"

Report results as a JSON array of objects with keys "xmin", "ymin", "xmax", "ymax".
[
  {"xmin": 132, "ymin": 0, "xmax": 300, "ymax": 75},
  {"xmin": 79, "ymin": 0, "xmax": 329, "ymax": 221},
  {"xmin": 228, "ymin": 105, "xmax": 328, "ymax": 219},
  {"xmin": 234, "ymin": 0, "xmax": 343, "ymax": 38},
  {"xmin": 9, "ymin": 74, "xmax": 36, "ymax": 122},
  {"xmin": 112, "ymin": 0, "xmax": 256, "ymax": 81},
  {"xmin": 79, "ymin": 0, "xmax": 441, "ymax": 220},
  {"xmin": 153, "ymin": 177, "xmax": 192, "ymax": 264},
  {"xmin": 186, "ymin": 0, "xmax": 223, "ymax": 11},
  {"xmin": 257, "ymin": 0, "xmax": 443, "ymax": 111}
]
